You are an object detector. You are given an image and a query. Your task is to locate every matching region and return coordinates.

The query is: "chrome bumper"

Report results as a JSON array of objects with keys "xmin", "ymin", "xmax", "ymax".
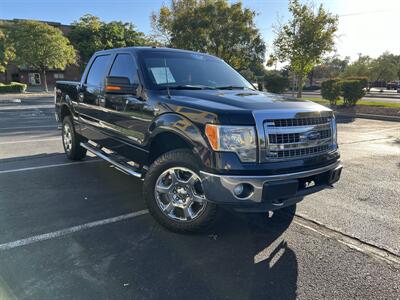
[{"xmin": 200, "ymin": 161, "xmax": 342, "ymax": 210}]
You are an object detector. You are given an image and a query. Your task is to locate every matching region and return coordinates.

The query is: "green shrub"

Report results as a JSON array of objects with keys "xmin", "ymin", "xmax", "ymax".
[
  {"xmin": 341, "ymin": 80, "xmax": 366, "ymax": 106},
  {"xmin": 264, "ymin": 72, "xmax": 289, "ymax": 94},
  {"xmin": 0, "ymin": 82, "xmax": 27, "ymax": 93},
  {"xmin": 345, "ymin": 76, "xmax": 368, "ymax": 88},
  {"xmin": 321, "ymin": 79, "xmax": 341, "ymax": 106},
  {"xmin": 303, "ymin": 85, "xmax": 320, "ymax": 91}
]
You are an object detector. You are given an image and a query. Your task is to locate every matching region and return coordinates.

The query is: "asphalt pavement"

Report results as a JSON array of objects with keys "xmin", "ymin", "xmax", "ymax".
[{"xmin": 0, "ymin": 97, "xmax": 399, "ymax": 299}]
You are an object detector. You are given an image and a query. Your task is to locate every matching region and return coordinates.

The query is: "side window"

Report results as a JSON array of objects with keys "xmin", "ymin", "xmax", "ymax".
[
  {"xmin": 86, "ymin": 55, "xmax": 111, "ymax": 87},
  {"xmin": 109, "ymin": 54, "xmax": 139, "ymax": 84}
]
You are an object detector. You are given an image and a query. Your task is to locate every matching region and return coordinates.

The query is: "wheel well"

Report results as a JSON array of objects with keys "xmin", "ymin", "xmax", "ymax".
[
  {"xmin": 60, "ymin": 105, "xmax": 71, "ymax": 121},
  {"xmin": 148, "ymin": 132, "xmax": 193, "ymax": 164}
]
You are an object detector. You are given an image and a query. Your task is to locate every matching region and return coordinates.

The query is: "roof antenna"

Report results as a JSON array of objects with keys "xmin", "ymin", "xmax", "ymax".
[{"xmin": 164, "ymin": 57, "xmax": 171, "ymax": 99}]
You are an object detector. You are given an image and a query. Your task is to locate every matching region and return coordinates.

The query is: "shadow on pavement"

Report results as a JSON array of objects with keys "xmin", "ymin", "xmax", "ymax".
[{"xmin": 73, "ymin": 207, "xmax": 299, "ymax": 299}]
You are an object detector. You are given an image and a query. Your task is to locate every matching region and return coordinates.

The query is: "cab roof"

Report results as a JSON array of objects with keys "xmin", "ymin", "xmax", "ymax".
[{"xmin": 94, "ymin": 46, "xmax": 215, "ymax": 58}]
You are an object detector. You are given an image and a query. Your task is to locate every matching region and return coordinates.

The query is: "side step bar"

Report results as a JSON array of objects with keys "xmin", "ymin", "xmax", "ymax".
[{"xmin": 80, "ymin": 142, "xmax": 142, "ymax": 178}]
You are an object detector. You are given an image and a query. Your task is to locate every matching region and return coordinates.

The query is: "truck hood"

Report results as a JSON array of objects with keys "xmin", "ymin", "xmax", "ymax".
[
  {"xmin": 157, "ymin": 89, "xmax": 331, "ymax": 125},
  {"xmin": 166, "ymin": 89, "xmax": 328, "ymax": 111}
]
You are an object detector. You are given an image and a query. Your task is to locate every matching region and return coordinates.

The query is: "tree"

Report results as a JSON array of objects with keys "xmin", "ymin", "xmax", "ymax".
[
  {"xmin": 69, "ymin": 14, "xmax": 151, "ymax": 65},
  {"xmin": 239, "ymin": 69, "xmax": 256, "ymax": 83},
  {"xmin": 8, "ymin": 20, "xmax": 76, "ymax": 91},
  {"xmin": 0, "ymin": 21, "xmax": 16, "ymax": 81},
  {"xmin": 309, "ymin": 55, "xmax": 349, "ymax": 84},
  {"xmin": 68, "ymin": 15, "xmax": 103, "ymax": 65},
  {"xmin": 273, "ymin": 0, "xmax": 338, "ymax": 98},
  {"xmin": 151, "ymin": 0, "xmax": 266, "ymax": 76},
  {"xmin": 343, "ymin": 55, "xmax": 373, "ymax": 80},
  {"xmin": 369, "ymin": 52, "xmax": 400, "ymax": 82}
]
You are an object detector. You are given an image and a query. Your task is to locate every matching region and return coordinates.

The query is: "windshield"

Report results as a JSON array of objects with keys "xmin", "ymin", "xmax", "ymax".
[{"xmin": 138, "ymin": 50, "xmax": 254, "ymax": 90}]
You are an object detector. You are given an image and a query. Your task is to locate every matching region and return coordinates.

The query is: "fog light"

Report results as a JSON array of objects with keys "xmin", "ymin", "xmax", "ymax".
[
  {"xmin": 233, "ymin": 184, "xmax": 244, "ymax": 196},
  {"xmin": 233, "ymin": 183, "xmax": 254, "ymax": 199}
]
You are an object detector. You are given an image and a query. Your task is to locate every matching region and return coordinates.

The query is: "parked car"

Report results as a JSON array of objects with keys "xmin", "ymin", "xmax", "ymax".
[
  {"xmin": 55, "ymin": 47, "xmax": 342, "ymax": 232},
  {"xmin": 386, "ymin": 81, "xmax": 399, "ymax": 90}
]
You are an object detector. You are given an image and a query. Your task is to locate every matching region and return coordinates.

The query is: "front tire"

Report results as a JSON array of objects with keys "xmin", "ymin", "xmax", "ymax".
[
  {"xmin": 62, "ymin": 116, "xmax": 87, "ymax": 161},
  {"xmin": 143, "ymin": 149, "xmax": 217, "ymax": 233}
]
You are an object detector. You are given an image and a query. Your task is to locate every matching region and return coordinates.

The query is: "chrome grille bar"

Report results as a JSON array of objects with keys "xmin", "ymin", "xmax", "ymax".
[{"xmin": 264, "ymin": 116, "xmax": 334, "ymax": 160}]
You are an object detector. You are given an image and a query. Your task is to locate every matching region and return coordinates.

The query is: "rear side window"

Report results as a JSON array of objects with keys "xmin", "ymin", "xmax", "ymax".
[
  {"xmin": 86, "ymin": 55, "xmax": 111, "ymax": 87},
  {"xmin": 109, "ymin": 53, "xmax": 139, "ymax": 84}
]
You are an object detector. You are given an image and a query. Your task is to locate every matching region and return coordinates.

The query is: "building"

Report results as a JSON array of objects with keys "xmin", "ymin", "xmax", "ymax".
[{"xmin": 0, "ymin": 19, "xmax": 81, "ymax": 87}]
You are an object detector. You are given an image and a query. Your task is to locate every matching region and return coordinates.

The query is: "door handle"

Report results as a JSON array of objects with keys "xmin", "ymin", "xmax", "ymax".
[{"xmin": 78, "ymin": 92, "xmax": 84, "ymax": 102}]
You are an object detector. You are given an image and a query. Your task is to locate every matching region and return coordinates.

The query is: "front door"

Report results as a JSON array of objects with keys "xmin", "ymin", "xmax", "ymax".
[{"xmin": 103, "ymin": 53, "xmax": 154, "ymax": 163}]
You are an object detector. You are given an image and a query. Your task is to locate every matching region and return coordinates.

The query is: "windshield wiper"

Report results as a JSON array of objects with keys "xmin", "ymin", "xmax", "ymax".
[
  {"xmin": 160, "ymin": 85, "xmax": 216, "ymax": 90},
  {"xmin": 215, "ymin": 85, "xmax": 248, "ymax": 90}
]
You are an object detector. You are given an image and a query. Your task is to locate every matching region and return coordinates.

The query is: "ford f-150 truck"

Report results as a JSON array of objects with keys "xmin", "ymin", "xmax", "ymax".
[{"xmin": 55, "ymin": 47, "xmax": 342, "ymax": 232}]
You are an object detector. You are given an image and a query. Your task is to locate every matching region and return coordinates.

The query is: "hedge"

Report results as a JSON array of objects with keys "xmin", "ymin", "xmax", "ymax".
[
  {"xmin": 345, "ymin": 76, "xmax": 368, "ymax": 88},
  {"xmin": 321, "ymin": 79, "xmax": 341, "ymax": 106},
  {"xmin": 0, "ymin": 82, "xmax": 27, "ymax": 93},
  {"xmin": 321, "ymin": 78, "xmax": 366, "ymax": 106},
  {"xmin": 341, "ymin": 80, "xmax": 366, "ymax": 106},
  {"xmin": 303, "ymin": 85, "xmax": 320, "ymax": 91},
  {"xmin": 264, "ymin": 72, "xmax": 289, "ymax": 94}
]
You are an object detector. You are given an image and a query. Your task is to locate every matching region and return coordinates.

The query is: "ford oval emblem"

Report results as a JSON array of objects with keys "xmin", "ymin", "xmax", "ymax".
[{"xmin": 305, "ymin": 131, "xmax": 321, "ymax": 141}]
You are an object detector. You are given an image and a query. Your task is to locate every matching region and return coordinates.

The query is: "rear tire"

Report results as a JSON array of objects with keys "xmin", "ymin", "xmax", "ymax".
[
  {"xmin": 143, "ymin": 149, "xmax": 217, "ymax": 233},
  {"xmin": 62, "ymin": 116, "xmax": 87, "ymax": 161}
]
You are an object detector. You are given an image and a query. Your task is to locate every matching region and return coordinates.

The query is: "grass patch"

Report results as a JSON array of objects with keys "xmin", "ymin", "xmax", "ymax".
[
  {"xmin": 0, "ymin": 82, "xmax": 27, "ymax": 93},
  {"xmin": 302, "ymin": 97, "xmax": 400, "ymax": 108}
]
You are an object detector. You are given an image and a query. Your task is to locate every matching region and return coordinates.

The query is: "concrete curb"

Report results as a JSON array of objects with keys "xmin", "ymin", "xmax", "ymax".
[
  {"xmin": 335, "ymin": 112, "xmax": 400, "ymax": 122},
  {"xmin": 0, "ymin": 99, "xmax": 22, "ymax": 104},
  {"xmin": 0, "ymin": 93, "xmax": 53, "ymax": 101}
]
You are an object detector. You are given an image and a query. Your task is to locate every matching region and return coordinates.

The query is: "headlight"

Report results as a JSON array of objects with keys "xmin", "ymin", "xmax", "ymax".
[
  {"xmin": 205, "ymin": 124, "xmax": 257, "ymax": 162},
  {"xmin": 331, "ymin": 116, "xmax": 338, "ymax": 145}
]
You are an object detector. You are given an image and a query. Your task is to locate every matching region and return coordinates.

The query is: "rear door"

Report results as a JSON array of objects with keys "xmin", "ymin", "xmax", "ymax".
[{"xmin": 78, "ymin": 54, "xmax": 112, "ymax": 141}]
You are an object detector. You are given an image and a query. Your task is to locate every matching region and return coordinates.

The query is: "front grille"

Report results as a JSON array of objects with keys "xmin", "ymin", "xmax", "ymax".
[
  {"xmin": 267, "ymin": 117, "xmax": 329, "ymax": 127},
  {"xmin": 271, "ymin": 144, "xmax": 330, "ymax": 159},
  {"xmin": 269, "ymin": 129, "xmax": 331, "ymax": 144},
  {"xmin": 264, "ymin": 117, "xmax": 334, "ymax": 160}
]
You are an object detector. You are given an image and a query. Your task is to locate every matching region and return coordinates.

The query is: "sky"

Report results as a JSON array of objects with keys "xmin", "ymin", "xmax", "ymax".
[{"xmin": 1, "ymin": 0, "xmax": 399, "ymax": 61}]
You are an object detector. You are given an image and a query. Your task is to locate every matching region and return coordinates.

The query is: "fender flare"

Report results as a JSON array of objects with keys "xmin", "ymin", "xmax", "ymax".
[{"xmin": 146, "ymin": 113, "xmax": 214, "ymax": 167}]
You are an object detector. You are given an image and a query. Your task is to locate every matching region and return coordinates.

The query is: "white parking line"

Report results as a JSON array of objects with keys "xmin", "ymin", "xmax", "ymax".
[
  {"xmin": 0, "ymin": 210, "xmax": 149, "ymax": 251},
  {"xmin": 0, "ymin": 137, "xmax": 60, "ymax": 145},
  {"xmin": 0, "ymin": 159, "xmax": 101, "ymax": 174}
]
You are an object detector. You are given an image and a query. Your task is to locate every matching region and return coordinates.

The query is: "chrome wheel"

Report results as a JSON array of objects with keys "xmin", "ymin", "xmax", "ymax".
[
  {"xmin": 154, "ymin": 167, "xmax": 207, "ymax": 221},
  {"xmin": 63, "ymin": 123, "xmax": 73, "ymax": 152}
]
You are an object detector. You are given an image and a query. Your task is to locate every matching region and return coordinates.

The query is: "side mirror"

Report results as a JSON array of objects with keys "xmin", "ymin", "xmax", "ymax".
[{"xmin": 105, "ymin": 76, "xmax": 137, "ymax": 95}]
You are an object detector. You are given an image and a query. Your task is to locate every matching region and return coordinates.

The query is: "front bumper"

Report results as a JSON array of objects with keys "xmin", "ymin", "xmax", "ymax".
[{"xmin": 200, "ymin": 161, "xmax": 342, "ymax": 212}]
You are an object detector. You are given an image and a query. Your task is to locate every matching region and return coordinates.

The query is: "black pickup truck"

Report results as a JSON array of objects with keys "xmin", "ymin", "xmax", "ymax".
[{"xmin": 55, "ymin": 47, "xmax": 342, "ymax": 232}]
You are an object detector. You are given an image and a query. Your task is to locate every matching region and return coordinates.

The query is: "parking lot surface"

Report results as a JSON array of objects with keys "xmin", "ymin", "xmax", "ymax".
[{"xmin": 0, "ymin": 97, "xmax": 399, "ymax": 299}]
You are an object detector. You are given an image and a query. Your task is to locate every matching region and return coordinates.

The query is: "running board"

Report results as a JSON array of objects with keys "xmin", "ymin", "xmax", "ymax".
[{"xmin": 80, "ymin": 142, "xmax": 142, "ymax": 178}]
